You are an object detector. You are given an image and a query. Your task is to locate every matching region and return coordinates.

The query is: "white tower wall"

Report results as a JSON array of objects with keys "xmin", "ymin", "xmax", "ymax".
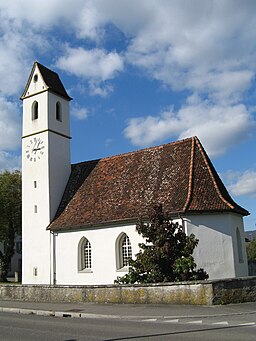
[{"xmin": 22, "ymin": 63, "xmax": 71, "ymax": 284}]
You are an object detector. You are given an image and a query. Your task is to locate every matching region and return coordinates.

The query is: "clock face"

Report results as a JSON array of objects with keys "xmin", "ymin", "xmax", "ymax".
[{"xmin": 25, "ymin": 137, "xmax": 45, "ymax": 162}]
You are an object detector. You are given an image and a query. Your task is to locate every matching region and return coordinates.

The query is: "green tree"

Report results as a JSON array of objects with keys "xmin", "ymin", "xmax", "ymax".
[
  {"xmin": 246, "ymin": 238, "xmax": 256, "ymax": 262},
  {"xmin": 0, "ymin": 170, "xmax": 21, "ymax": 282},
  {"xmin": 116, "ymin": 204, "xmax": 208, "ymax": 284}
]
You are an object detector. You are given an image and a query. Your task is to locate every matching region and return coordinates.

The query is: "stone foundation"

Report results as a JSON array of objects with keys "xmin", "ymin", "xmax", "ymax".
[{"xmin": 0, "ymin": 277, "xmax": 256, "ymax": 305}]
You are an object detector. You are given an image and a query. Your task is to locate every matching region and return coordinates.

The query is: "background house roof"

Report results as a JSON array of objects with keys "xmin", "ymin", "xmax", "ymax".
[{"xmin": 49, "ymin": 136, "xmax": 249, "ymax": 231}]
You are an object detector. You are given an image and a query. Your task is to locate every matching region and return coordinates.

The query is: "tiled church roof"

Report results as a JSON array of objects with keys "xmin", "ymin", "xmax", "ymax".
[{"xmin": 49, "ymin": 136, "xmax": 249, "ymax": 231}]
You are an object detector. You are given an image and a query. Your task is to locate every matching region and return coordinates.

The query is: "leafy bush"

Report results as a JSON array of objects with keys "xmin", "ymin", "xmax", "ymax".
[{"xmin": 115, "ymin": 204, "xmax": 208, "ymax": 284}]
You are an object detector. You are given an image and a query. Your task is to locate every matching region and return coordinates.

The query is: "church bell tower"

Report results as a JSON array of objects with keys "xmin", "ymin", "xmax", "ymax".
[{"xmin": 21, "ymin": 62, "xmax": 72, "ymax": 284}]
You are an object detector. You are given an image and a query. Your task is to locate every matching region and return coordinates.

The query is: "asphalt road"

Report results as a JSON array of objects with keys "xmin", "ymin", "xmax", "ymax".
[{"xmin": 0, "ymin": 304, "xmax": 256, "ymax": 341}]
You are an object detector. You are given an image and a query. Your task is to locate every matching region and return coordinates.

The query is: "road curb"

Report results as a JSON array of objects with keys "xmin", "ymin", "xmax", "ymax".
[
  {"xmin": 0, "ymin": 306, "xmax": 122, "ymax": 319},
  {"xmin": 1, "ymin": 305, "xmax": 256, "ymax": 320},
  {"xmin": 0, "ymin": 307, "xmax": 72, "ymax": 318}
]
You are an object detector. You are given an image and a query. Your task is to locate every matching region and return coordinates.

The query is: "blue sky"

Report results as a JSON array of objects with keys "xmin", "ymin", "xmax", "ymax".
[{"xmin": 0, "ymin": 1, "xmax": 255, "ymax": 230}]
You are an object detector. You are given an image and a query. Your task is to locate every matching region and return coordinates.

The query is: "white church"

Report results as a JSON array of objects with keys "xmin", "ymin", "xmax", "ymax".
[{"xmin": 21, "ymin": 62, "xmax": 249, "ymax": 285}]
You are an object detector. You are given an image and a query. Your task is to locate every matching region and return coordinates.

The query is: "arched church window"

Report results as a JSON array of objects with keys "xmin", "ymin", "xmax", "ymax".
[
  {"xmin": 116, "ymin": 233, "xmax": 132, "ymax": 269},
  {"xmin": 32, "ymin": 101, "xmax": 39, "ymax": 120},
  {"xmin": 56, "ymin": 101, "xmax": 62, "ymax": 121},
  {"xmin": 78, "ymin": 237, "xmax": 92, "ymax": 271},
  {"xmin": 236, "ymin": 227, "xmax": 244, "ymax": 263}
]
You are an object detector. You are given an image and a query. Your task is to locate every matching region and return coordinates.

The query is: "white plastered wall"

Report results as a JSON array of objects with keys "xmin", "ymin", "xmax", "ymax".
[
  {"xmin": 22, "ymin": 70, "xmax": 71, "ymax": 284},
  {"xmin": 22, "ymin": 127, "xmax": 70, "ymax": 284},
  {"xmin": 22, "ymin": 131, "xmax": 52, "ymax": 284},
  {"xmin": 48, "ymin": 132, "xmax": 70, "ymax": 221},
  {"xmin": 55, "ymin": 214, "xmax": 248, "ymax": 285},
  {"xmin": 25, "ymin": 64, "xmax": 47, "ymax": 99},
  {"xmin": 55, "ymin": 224, "xmax": 145, "ymax": 285},
  {"xmin": 184, "ymin": 213, "xmax": 248, "ymax": 280},
  {"xmin": 229, "ymin": 213, "xmax": 248, "ymax": 277},
  {"xmin": 48, "ymin": 93, "xmax": 70, "ymax": 138}
]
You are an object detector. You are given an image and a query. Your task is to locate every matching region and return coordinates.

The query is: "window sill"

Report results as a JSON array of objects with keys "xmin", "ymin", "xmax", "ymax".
[
  {"xmin": 116, "ymin": 267, "xmax": 129, "ymax": 273},
  {"xmin": 78, "ymin": 269, "xmax": 93, "ymax": 274}
]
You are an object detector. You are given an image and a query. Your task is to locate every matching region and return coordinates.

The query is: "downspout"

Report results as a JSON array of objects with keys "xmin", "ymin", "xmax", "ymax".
[
  {"xmin": 49, "ymin": 231, "xmax": 52, "ymax": 285},
  {"xmin": 178, "ymin": 213, "xmax": 188, "ymax": 235},
  {"xmin": 50, "ymin": 231, "xmax": 57, "ymax": 285}
]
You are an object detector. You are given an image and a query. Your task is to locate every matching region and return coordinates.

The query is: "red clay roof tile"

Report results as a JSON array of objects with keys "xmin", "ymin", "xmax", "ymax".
[{"xmin": 49, "ymin": 136, "xmax": 249, "ymax": 231}]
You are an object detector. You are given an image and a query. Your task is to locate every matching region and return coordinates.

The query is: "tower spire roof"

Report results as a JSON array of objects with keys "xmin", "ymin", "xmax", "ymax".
[{"xmin": 21, "ymin": 61, "xmax": 72, "ymax": 101}]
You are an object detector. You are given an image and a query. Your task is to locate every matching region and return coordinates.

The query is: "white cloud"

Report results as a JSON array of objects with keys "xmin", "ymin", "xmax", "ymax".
[
  {"xmin": 88, "ymin": 81, "xmax": 113, "ymax": 97},
  {"xmin": 0, "ymin": 7, "xmax": 53, "ymax": 98},
  {"xmin": 0, "ymin": 0, "xmax": 84, "ymax": 29},
  {"xmin": 0, "ymin": 97, "xmax": 21, "ymax": 171},
  {"xmin": 0, "ymin": 152, "xmax": 21, "ymax": 172},
  {"xmin": 124, "ymin": 96, "xmax": 256, "ymax": 157},
  {"xmin": 186, "ymin": 70, "xmax": 254, "ymax": 104},
  {"xmin": 73, "ymin": 0, "xmax": 152, "ymax": 40},
  {"xmin": 105, "ymin": 138, "xmax": 113, "ymax": 147},
  {"xmin": 0, "ymin": 97, "xmax": 21, "ymax": 150},
  {"xmin": 121, "ymin": 1, "xmax": 256, "ymax": 103},
  {"xmin": 72, "ymin": 105, "xmax": 89, "ymax": 120},
  {"xmin": 228, "ymin": 170, "xmax": 256, "ymax": 197},
  {"xmin": 45, "ymin": 0, "xmax": 256, "ymax": 103},
  {"xmin": 2, "ymin": 1, "xmax": 256, "ymax": 104},
  {"xmin": 0, "ymin": 0, "xmax": 256, "ymax": 161},
  {"xmin": 57, "ymin": 47, "xmax": 124, "ymax": 82},
  {"xmin": 75, "ymin": 2, "xmax": 105, "ymax": 41},
  {"xmin": 0, "ymin": 29, "xmax": 32, "ymax": 96}
]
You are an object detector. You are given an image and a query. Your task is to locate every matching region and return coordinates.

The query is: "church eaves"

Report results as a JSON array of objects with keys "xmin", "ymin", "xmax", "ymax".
[{"xmin": 49, "ymin": 136, "xmax": 249, "ymax": 231}]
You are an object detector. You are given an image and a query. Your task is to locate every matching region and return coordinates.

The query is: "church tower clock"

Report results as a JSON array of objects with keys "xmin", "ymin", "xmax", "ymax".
[{"xmin": 21, "ymin": 62, "xmax": 72, "ymax": 284}]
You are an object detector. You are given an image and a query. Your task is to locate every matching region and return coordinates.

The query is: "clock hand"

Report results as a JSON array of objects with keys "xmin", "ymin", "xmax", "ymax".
[
  {"xmin": 32, "ymin": 139, "xmax": 43, "ymax": 153},
  {"xmin": 32, "ymin": 140, "xmax": 37, "ymax": 153},
  {"xmin": 33, "ymin": 147, "xmax": 42, "ymax": 151}
]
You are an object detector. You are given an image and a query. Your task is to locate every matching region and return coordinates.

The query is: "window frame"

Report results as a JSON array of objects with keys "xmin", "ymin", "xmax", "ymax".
[
  {"xmin": 32, "ymin": 101, "xmax": 39, "ymax": 120},
  {"xmin": 78, "ymin": 237, "xmax": 92, "ymax": 273},
  {"xmin": 116, "ymin": 233, "xmax": 132, "ymax": 271},
  {"xmin": 236, "ymin": 227, "xmax": 244, "ymax": 263},
  {"xmin": 56, "ymin": 101, "xmax": 62, "ymax": 122}
]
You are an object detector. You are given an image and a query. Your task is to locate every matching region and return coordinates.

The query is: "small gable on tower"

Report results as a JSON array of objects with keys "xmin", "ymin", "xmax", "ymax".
[{"xmin": 21, "ymin": 61, "xmax": 72, "ymax": 100}]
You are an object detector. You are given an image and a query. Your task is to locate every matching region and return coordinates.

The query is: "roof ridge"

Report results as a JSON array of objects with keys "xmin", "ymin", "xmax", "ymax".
[
  {"xmin": 194, "ymin": 137, "xmax": 234, "ymax": 210},
  {"xmin": 20, "ymin": 62, "xmax": 37, "ymax": 99},
  {"xmin": 35, "ymin": 61, "xmax": 58, "ymax": 76},
  {"xmin": 98, "ymin": 136, "xmax": 195, "ymax": 162},
  {"xmin": 72, "ymin": 159, "xmax": 100, "ymax": 167},
  {"xmin": 36, "ymin": 62, "xmax": 48, "ymax": 90},
  {"xmin": 183, "ymin": 136, "xmax": 195, "ymax": 212}
]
